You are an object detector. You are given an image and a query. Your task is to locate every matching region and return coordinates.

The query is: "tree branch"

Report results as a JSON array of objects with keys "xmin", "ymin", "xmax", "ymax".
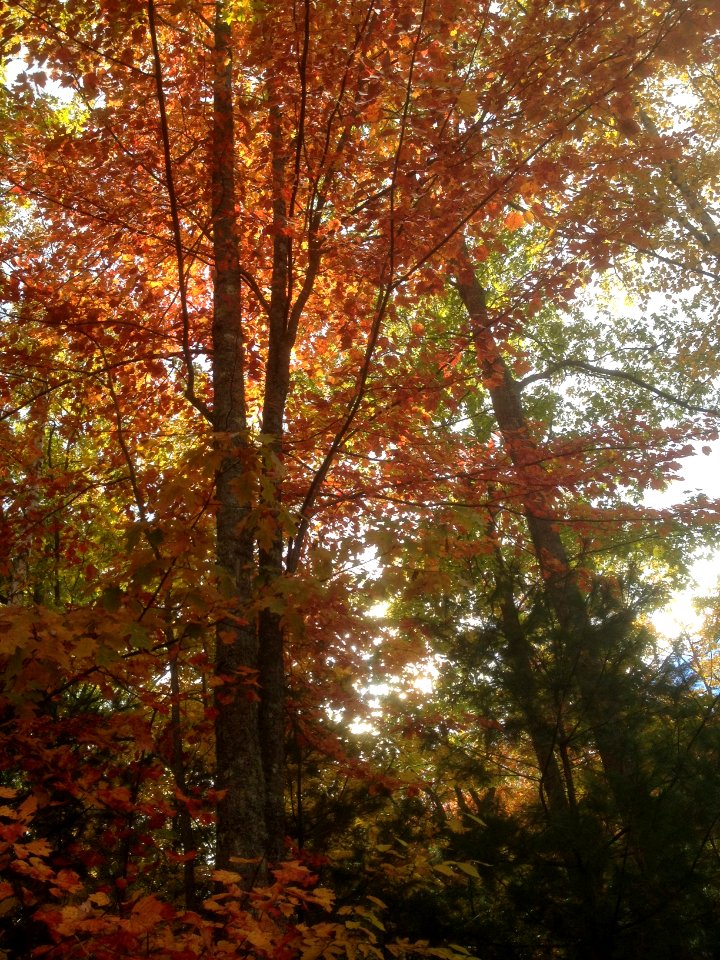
[
  {"xmin": 519, "ymin": 358, "xmax": 720, "ymax": 417},
  {"xmin": 148, "ymin": 0, "xmax": 212, "ymax": 422}
]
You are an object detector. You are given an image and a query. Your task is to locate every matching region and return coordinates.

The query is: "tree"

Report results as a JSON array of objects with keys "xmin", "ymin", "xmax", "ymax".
[{"xmin": 1, "ymin": 0, "xmax": 720, "ymax": 955}]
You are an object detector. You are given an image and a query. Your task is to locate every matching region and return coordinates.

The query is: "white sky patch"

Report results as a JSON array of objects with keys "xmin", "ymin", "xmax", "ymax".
[
  {"xmin": 410, "ymin": 663, "xmax": 438, "ymax": 695},
  {"xmin": 4, "ymin": 51, "xmax": 99, "ymax": 109},
  {"xmin": 350, "ymin": 598, "xmax": 441, "ymax": 733},
  {"xmin": 652, "ymin": 555, "xmax": 719, "ymax": 639},
  {"xmin": 642, "ymin": 440, "xmax": 720, "ymax": 511},
  {"xmin": 643, "ymin": 441, "xmax": 720, "ymax": 640},
  {"xmin": 367, "ymin": 600, "xmax": 389, "ymax": 619},
  {"xmin": 3, "ymin": 57, "xmax": 25, "ymax": 86}
]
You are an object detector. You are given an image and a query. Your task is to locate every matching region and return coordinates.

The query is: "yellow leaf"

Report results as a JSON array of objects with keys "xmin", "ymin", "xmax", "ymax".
[
  {"xmin": 212, "ymin": 869, "xmax": 242, "ymax": 884},
  {"xmin": 246, "ymin": 928, "xmax": 274, "ymax": 950},
  {"xmin": 366, "ymin": 895, "xmax": 387, "ymax": 909},
  {"xmin": 24, "ymin": 839, "xmax": 52, "ymax": 857},
  {"xmin": 457, "ymin": 90, "xmax": 478, "ymax": 116},
  {"xmin": 202, "ymin": 898, "xmax": 224, "ymax": 912}
]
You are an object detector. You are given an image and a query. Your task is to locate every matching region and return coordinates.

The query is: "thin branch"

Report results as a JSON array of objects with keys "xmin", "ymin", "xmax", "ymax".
[
  {"xmin": 398, "ymin": 18, "xmax": 683, "ymax": 289},
  {"xmin": 288, "ymin": 0, "xmax": 311, "ymax": 222},
  {"xmin": 285, "ymin": 283, "xmax": 393, "ymax": 573},
  {"xmin": 627, "ymin": 241, "xmax": 720, "ymax": 282},
  {"xmin": 0, "ymin": 353, "xmax": 186, "ymax": 422},
  {"xmin": 147, "ymin": 0, "xmax": 212, "ymax": 422},
  {"xmin": 103, "ymin": 356, "xmax": 149, "ymax": 526},
  {"xmin": 520, "ymin": 358, "xmax": 720, "ymax": 417},
  {"xmin": 306, "ymin": 0, "xmax": 376, "ymax": 222},
  {"xmin": 638, "ymin": 108, "xmax": 720, "ymax": 258},
  {"xmin": 285, "ymin": 2, "xmax": 429, "ymax": 572},
  {"xmin": 4, "ymin": 474, "xmax": 130, "ymax": 549},
  {"xmin": 387, "ymin": 0, "xmax": 428, "ymax": 283}
]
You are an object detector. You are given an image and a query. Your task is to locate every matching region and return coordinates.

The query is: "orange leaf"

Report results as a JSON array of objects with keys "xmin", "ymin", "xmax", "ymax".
[{"xmin": 503, "ymin": 210, "xmax": 525, "ymax": 231}]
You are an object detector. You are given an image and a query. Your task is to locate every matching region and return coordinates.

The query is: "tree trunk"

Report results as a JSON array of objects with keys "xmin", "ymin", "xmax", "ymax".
[
  {"xmin": 454, "ymin": 246, "xmax": 629, "ymax": 784},
  {"xmin": 492, "ymin": 559, "xmax": 571, "ymax": 816},
  {"xmin": 211, "ymin": 10, "xmax": 297, "ymax": 872},
  {"xmin": 255, "ymin": 95, "xmax": 296, "ymax": 864},
  {"xmin": 211, "ymin": 0, "xmax": 268, "ymax": 876},
  {"xmin": 455, "ymin": 246, "xmax": 632, "ymax": 945}
]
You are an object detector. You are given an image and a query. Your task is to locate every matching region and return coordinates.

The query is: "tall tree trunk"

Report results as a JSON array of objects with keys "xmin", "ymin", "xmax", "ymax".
[
  {"xmin": 454, "ymin": 245, "xmax": 629, "ymax": 784},
  {"xmin": 211, "ymin": 12, "xmax": 298, "ymax": 870},
  {"xmin": 211, "ymin": 0, "xmax": 268, "ymax": 875},
  {"xmin": 490, "ymin": 557, "xmax": 616, "ymax": 946},
  {"xmin": 455, "ymin": 247, "xmax": 636, "ymax": 947},
  {"xmin": 256, "ymin": 95, "xmax": 294, "ymax": 864}
]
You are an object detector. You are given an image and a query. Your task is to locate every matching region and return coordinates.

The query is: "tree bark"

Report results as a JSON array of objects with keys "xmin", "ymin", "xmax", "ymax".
[
  {"xmin": 491, "ymin": 558, "xmax": 571, "ymax": 815},
  {"xmin": 211, "ymin": 0, "xmax": 268, "ymax": 875},
  {"xmin": 211, "ymin": 14, "xmax": 305, "ymax": 870},
  {"xmin": 255, "ymin": 95, "xmax": 295, "ymax": 864}
]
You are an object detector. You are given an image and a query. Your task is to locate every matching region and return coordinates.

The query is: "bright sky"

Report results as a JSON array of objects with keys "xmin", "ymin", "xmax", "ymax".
[{"xmin": 644, "ymin": 441, "xmax": 720, "ymax": 639}]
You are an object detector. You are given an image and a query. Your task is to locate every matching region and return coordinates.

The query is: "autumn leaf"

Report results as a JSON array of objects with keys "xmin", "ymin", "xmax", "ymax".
[
  {"xmin": 2, "ymin": 2, "xmax": 719, "ymax": 957},
  {"xmin": 456, "ymin": 90, "xmax": 478, "ymax": 116},
  {"xmin": 211, "ymin": 869, "xmax": 243, "ymax": 884},
  {"xmin": 503, "ymin": 210, "xmax": 526, "ymax": 231}
]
